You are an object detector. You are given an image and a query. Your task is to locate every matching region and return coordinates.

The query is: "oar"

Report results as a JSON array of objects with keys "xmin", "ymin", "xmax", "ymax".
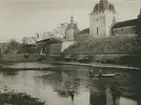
[{"xmin": 94, "ymin": 74, "xmax": 98, "ymax": 78}]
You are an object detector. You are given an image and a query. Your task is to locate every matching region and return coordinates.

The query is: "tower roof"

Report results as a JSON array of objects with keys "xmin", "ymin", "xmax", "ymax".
[
  {"xmin": 100, "ymin": 0, "xmax": 108, "ymax": 2},
  {"xmin": 92, "ymin": 0, "xmax": 116, "ymax": 14},
  {"xmin": 112, "ymin": 19, "xmax": 138, "ymax": 29},
  {"xmin": 66, "ymin": 16, "xmax": 79, "ymax": 31},
  {"xmin": 70, "ymin": 14, "xmax": 74, "ymax": 23}
]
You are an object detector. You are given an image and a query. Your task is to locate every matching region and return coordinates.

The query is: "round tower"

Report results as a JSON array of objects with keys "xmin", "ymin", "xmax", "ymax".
[
  {"xmin": 89, "ymin": 0, "xmax": 117, "ymax": 38},
  {"xmin": 65, "ymin": 15, "xmax": 79, "ymax": 41}
]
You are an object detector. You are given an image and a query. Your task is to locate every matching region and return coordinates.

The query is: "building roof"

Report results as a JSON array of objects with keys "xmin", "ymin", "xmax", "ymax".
[
  {"xmin": 65, "ymin": 16, "xmax": 79, "ymax": 31},
  {"xmin": 92, "ymin": 0, "xmax": 116, "ymax": 14},
  {"xmin": 78, "ymin": 28, "xmax": 89, "ymax": 35},
  {"xmin": 112, "ymin": 19, "xmax": 138, "ymax": 29},
  {"xmin": 36, "ymin": 38, "xmax": 62, "ymax": 44},
  {"xmin": 66, "ymin": 23, "xmax": 78, "ymax": 31}
]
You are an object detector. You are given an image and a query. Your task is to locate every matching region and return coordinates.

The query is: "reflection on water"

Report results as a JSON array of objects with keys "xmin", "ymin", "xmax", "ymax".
[{"xmin": 0, "ymin": 63, "xmax": 141, "ymax": 105}]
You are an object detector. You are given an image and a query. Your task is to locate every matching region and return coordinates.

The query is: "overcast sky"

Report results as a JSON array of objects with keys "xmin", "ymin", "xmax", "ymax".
[{"xmin": 0, "ymin": 0, "xmax": 140, "ymax": 42}]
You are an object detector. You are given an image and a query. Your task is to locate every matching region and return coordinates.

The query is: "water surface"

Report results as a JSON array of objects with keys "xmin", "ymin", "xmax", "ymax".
[{"xmin": 0, "ymin": 62, "xmax": 141, "ymax": 105}]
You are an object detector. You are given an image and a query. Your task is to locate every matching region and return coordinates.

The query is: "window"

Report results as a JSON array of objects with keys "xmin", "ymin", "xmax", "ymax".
[
  {"xmin": 97, "ymin": 27, "xmax": 98, "ymax": 34},
  {"xmin": 96, "ymin": 6, "xmax": 98, "ymax": 11},
  {"xmin": 97, "ymin": 19, "xmax": 98, "ymax": 21},
  {"xmin": 40, "ymin": 47, "xmax": 45, "ymax": 55},
  {"xmin": 109, "ymin": 5, "xmax": 112, "ymax": 10}
]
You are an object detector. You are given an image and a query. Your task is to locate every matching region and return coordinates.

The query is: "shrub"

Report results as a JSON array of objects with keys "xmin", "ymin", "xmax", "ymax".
[
  {"xmin": 36, "ymin": 55, "xmax": 46, "ymax": 61},
  {"xmin": 0, "ymin": 87, "xmax": 45, "ymax": 105},
  {"xmin": 63, "ymin": 34, "xmax": 141, "ymax": 65}
]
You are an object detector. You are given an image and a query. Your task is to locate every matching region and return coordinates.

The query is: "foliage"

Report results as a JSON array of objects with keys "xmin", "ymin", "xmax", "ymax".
[
  {"xmin": 65, "ymin": 34, "xmax": 141, "ymax": 55},
  {"xmin": 38, "ymin": 22, "xmax": 68, "ymax": 40},
  {"xmin": 18, "ymin": 45, "xmax": 36, "ymax": 55},
  {"xmin": 22, "ymin": 36, "xmax": 37, "ymax": 45},
  {"xmin": 3, "ymin": 39, "xmax": 20, "ymax": 54},
  {"xmin": 53, "ymin": 22, "xmax": 68, "ymax": 38},
  {"xmin": 36, "ymin": 55, "xmax": 46, "ymax": 61},
  {"xmin": 64, "ymin": 34, "xmax": 141, "ymax": 65},
  {"xmin": 0, "ymin": 86, "xmax": 45, "ymax": 105}
]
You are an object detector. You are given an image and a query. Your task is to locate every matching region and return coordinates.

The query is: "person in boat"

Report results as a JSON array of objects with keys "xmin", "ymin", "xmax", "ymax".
[
  {"xmin": 98, "ymin": 70, "xmax": 103, "ymax": 76},
  {"xmin": 89, "ymin": 69, "xmax": 93, "ymax": 76}
]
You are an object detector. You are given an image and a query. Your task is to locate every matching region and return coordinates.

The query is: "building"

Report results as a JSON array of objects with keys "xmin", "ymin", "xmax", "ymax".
[
  {"xmin": 65, "ymin": 16, "xmax": 79, "ymax": 41},
  {"xmin": 63, "ymin": 0, "xmax": 141, "ymax": 64},
  {"xmin": 112, "ymin": 9, "xmax": 141, "ymax": 36},
  {"xmin": 36, "ymin": 16, "xmax": 79, "ymax": 57},
  {"xmin": 89, "ymin": 0, "xmax": 141, "ymax": 38},
  {"xmin": 49, "ymin": 16, "xmax": 79, "ymax": 57},
  {"xmin": 67, "ymin": 0, "xmax": 141, "ymax": 41},
  {"xmin": 36, "ymin": 0, "xmax": 141, "ymax": 61},
  {"xmin": 49, "ymin": 40, "xmax": 75, "ymax": 57},
  {"xmin": 89, "ymin": 0, "xmax": 117, "ymax": 38},
  {"xmin": 36, "ymin": 38, "xmax": 61, "ymax": 55}
]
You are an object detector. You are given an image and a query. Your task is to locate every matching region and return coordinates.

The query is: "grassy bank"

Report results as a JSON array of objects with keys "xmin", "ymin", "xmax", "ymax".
[
  {"xmin": 63, "ymin": 34, "xmax": 141, "ymax": 68},
  {"xmin": 0, "ymin": 86, "xmax": 45, "ymax": 105},
  {"xmin": 0, "ymin": 54, "xmax": 41, "ymax": 63}
]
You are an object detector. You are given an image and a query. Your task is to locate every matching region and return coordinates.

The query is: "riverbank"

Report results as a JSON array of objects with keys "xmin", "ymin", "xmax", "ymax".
[
  {"xmin": 0, "ymin": 53, "xmax": 140, "ymax": 70},
  {"xmin": 0, "ymin": 86, "xmax": 45, "ymax": 105},
  {"xmin": 0, "ymin": 60, "xmax": 140, "ymax": 71},
  {"xmin": 42, "ymin": 61, "xmax": 140, "ymax": 70}
]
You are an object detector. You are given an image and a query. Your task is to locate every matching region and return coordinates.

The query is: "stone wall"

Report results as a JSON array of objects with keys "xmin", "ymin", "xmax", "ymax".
[{"xmin": 113, "ymin": 26, "xmax": 137, "ymax": 36}]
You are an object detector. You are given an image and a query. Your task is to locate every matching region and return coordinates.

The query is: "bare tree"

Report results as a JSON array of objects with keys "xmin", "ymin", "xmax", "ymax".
[
  {"xmin": 52, "ymin": 22, "xmax": 68, "ymax": 38},
  {"xmin": 22, "ymin": 36, "xmax": 37, "ymax": 45},
  {"xmin": 22, "ymin": 37, "xmax": 29, "ymax": 45},
  {"xmin": 7, "ymin": 39, "xmax": 20, "ymax": 54},
  {"xmin": 30, "ymin": 22, "xmax": 68, "ymax": 41}
]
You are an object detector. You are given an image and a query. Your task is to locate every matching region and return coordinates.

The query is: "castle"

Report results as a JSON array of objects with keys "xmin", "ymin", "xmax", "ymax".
[
  {"xmin": 64, "ymin": 15, "xmax": 79, "ymax": 41},
  {"xmin": 65, "ymin": 0, "xmax": 141, "ymax": 40},
  {"xmin": 36, "ymin": 0, "xmax": 141, "ymax": 59},
  {"xmin": 89, "ymin": 0, "xmax": 117, "ymax": 37},
  {"xmin": 89, "ymin": 0, "xmax": 141, "ymax": 38}
]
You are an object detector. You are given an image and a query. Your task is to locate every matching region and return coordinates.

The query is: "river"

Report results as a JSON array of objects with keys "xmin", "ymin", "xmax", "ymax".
[{"xmin": 0, "ymin": 62, "xmax": 141, "ymax": 105}]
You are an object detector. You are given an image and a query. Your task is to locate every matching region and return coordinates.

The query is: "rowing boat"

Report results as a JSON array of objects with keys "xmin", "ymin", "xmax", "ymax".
[{"xmin": 90, "ymin": 74, "xmax": 116, "ymax": 77}]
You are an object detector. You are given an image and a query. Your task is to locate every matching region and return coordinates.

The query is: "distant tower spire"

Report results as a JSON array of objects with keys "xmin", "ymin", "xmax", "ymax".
[
  {"xmin": 138, "ymin": 8, "xmax": 141, "ymax": 18},
  {"xmin": 70, "ymin": 13, "xmax": 74, "ymax": 23},
  {"xmin": 112, "ymin": 16, "xmax": 116, "ymax": 24},
  {"xmin": 100, "ymin": 0, "xmax": 108, "ymax": 2}
]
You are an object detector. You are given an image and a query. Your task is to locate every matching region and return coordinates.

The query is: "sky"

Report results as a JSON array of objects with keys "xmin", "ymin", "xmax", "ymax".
[{"xmin": 0, "ymin": 0, "xmax": 140, "ymax": 42}]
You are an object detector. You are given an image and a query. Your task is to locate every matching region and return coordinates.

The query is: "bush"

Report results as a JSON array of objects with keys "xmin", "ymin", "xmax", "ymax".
[
  {"xmin": 0, "ymin": 87, "xmax": 45, "ymax": 105},
  {"xmin": 24, "ymin": 54, "xmax": 29, "ymax": 59},
  {"xmin": 63, "ymin": 34, "xmax": 141, "ymax": 65},
  {"xmin": 54, "ymin": 56, "xmax": 62, "ymax": 60},
  {"xmin": 36, "ymin": 55, "xmax": 46, "ymax": 61}
]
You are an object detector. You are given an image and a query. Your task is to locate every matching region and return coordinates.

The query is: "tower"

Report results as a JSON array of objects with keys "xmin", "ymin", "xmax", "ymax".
[
  {"xmin": 137, "ymin": 9, "xmax": 141, "ymax": 35},
  {"xmin": 65, "ymin": 15, "xmax": 79, "ymax": 41},
  {"xmin": 89, "ymin": 0, "xmax": 117, "ymax": 38},
  {"xmin": 70, "ymin": 15, "xmax": 74, "ymax": 23}
]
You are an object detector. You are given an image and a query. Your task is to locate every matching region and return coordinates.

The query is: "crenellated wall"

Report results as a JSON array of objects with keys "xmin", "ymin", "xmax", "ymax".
[{"xmin": 89, "ymin": 10, "xmax": 117, "ymax": 38}]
